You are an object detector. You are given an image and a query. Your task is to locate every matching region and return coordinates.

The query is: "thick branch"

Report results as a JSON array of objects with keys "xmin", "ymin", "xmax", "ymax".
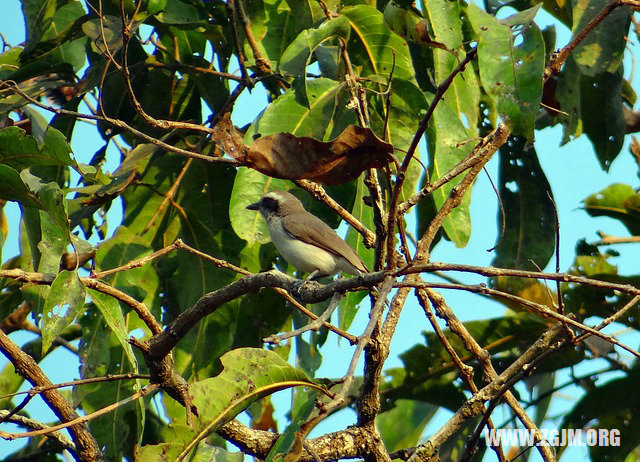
[
  {"xmin": 219, "ymin": 420, "xmax": 372, "ymax": 461},
  {"xmin": 143, "ymin": 270, "xmax": 387, "ymax": 361},
  {"xmin": 0, "ymin": 330, "xmax": 101, "ymax": 461}
]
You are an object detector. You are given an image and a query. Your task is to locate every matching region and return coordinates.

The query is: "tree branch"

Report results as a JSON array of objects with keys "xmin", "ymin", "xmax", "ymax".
[
  {"xmin": 406, "ymin": 323, "xmax": 564, "ymax": 462},
  {"xmin": 0, "ymin": 330, "xmax": 102, "ymax": 461}
]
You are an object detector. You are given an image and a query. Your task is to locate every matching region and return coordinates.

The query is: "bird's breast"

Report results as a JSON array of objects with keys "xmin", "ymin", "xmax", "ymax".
[{"xmin": 267, "ymin": 220, "xmax": 339, "ymax": 275}]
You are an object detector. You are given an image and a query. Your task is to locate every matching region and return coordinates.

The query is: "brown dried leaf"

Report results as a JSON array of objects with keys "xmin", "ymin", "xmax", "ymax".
[
  {"xmin": 210, "ymin": 112, "xmax": 249, "ymax": 160},
  {"xmin": 211, "ymin": 114, "xmax": 393, "ymax": 184}
]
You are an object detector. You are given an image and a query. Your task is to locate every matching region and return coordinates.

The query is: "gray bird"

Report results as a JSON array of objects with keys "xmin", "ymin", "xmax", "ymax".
[{"xmin": 246, "ymin": 190, "xmax": 368, "ymax": 279}]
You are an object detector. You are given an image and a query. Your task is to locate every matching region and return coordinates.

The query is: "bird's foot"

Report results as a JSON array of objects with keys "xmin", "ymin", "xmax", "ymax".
[{"xmin": 292, "ymin": 276, "xmax": 322, "ymax": 300}]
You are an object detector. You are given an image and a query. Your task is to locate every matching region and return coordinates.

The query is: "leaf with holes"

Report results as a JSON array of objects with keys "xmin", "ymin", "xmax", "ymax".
[
  {"xmin": 41, "ymin": 270, "xmax": 86, "ymax": 353},
  {"xmin": 468, "ymin": 4, "xmax": 545, "ymax": 140},
  {"xmin": 425, "ymin": 95, "xmax": 474, "ymax": 247},
  {"xmin": 571, "ymin": 0, "xmax": 630, "ymax": 76},
  {"xmin": 492, "ymin": 137, "xmax": 555, "ymax": 271}
]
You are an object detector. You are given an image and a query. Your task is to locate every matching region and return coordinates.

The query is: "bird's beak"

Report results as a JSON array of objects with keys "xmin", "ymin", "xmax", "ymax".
[{"xmin": 246, "ymin": 201, "xmax": 260, "ymax": 211}]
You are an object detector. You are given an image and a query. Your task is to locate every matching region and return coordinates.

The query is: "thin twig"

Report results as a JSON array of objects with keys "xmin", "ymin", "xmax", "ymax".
[
  {"xmin": 0, "ymin": 410, "xmax": 75, "ymax": 452},
  {"xmin": 405, "ymin": 281, "xmax": 640, "ymax": 359},
  {"xmin": 387, "ymin": 46, "xmax": 478, "ymax": 265},
  {"xmin": 398, "ymin": 261, "xmax": 640, "ymax": 296},
  {"xmin": 0, "ymin": 384, "xmax": 158, "ymax": 440},
  {"xmin": 263, "ymin": 292, "xmax": 343, "ymax": 344},
  {"xmin": 417, "ymin": 288, "xmax": 556, "ymax": 462},
  {"xmin": 592, "ymin": 233, "xmax": 640, "ymax": 246},
  {"xmin": 417, "ymin": 293, "xmax": 506, "ymax": 462},
  {"xmin": 299, "ymin": 277, "xmax": 396, "ymax": 435},
  {"xmin": 0, "ymin": 81, "xmax": 239, "ymax": 164}
]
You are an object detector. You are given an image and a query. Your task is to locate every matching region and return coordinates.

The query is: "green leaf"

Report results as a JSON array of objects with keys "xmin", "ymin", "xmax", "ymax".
[
  {"xmin": 554, "ymin": 56, "xmax": 582, "ymax": 145},
  {"xmin": 0, "ymin": 47, "xmax": 22, "ymax": 80},
  {"xmin": 82, "ymin": 16, "xmax": 123, "ymax": 56},
  {"xmin": 468, "ymin": 5, "xmax": 545, "ymax": 139},
  {"xmin": 18, "ymin": 1, "xmax": 87, "ymax": 74},
  {"xmin": 341, "ymin": 5, "xmax": 415, "ymax": 82},
  {"xmin": 265, "ymin": 390, "xmax": 316, "ymax": 462},
  {"xmin": 95, "ymin": 226, "xmax": 160, "ymax": 320},
  {"xmin": 580, "ymin": 70, "xmax": 625, "ymax": 170},
  {"xmin": 422, "ymin": 0, "xmax": 480, "ymax": 134},
  {"xmin": 254, "ymin": 77, "xmax": 357, "ymax": 139},
  {"xmin": 19, "ymin": 170, "xmax": 70, "ymax": 240},
  {"xmin": 571, "ymin": 0, "xmax": 630, "ymax": 76},
  {"xmin": 389, "ymin": 314, "xmax": 551, "ymax": 410},
  {"xmin": 36, "ymin": 209, "xmax": 68, "ymax": 274},
  {"xmin": 0, "ymin": 126, "xmax": 74, "ymax": 170},
  {"xmin": 559, "ymin": 366, "xmax": 640, "ymax": 461},
  {"xmin": 280, "ymin": 17, "xmax": 350, "ymax": 77},
  {"xmin": 295, "ymin": 333, "xmax": 323, "ymax": 376},
  {"xmin": 583, "ymin": 183, "xmax": 640, "ymax": 235},
  {"xmin": 240, "ymin": 0, "xmax": 298, "ymax": 67},
  {"xmin": 492, "ymin": 137, "xmax": 555, "ymax": 271},
  {"xmin": 21, "ymin": 1, "xmax": 87, "ymax": 62},
  {"xmin": 119, "ymin": 154, "xmax": 182, "ymax": 239},
  {"xmin": 191, "ymin": 348, "xmax": 316, "ymax": 411},
  {"xmin": 20, "ymin": 0, "xmax": 57, "ymax": 46},
  {"xmin": 341, "ymin": 178, "xmax": 374, "ymax": 330},
  {"xmin": 485, "ymin": 0, "xmax": 572, "ymax": 28},
  {"xmin": 75, "ymin": 311, "xmax": 144, "ymax": 461},
  {"xmin": 284, "ymin": 0, "xmax": 328, "ymax": 31},
  {"xmin": 191, "ymin": 445, "xmax": 246, "ymax": 462},
  {"xmin": 87, "ymin": 288, "xmax": 138, "ymax": 370},
  {"xmin": 533, "ymin": 372, "xmax": 555, "ymax": 428},
  {"xmin": 279, "ymin": 16, "xmax": 351, "ymax": 106},
  {"xmin": 372, "ymin": 78, "xmax": 428, "ymax": 199},
  {"xmin": 426, "ymin": 94, "xmax": 474, "ymax": 247},
  {"xmin": 378, "ymin": 399, "xmax": 437, "ymax": 451},
  {"xmin": 41, "ymin": 270, "xmax": 86, "ymax": 353},
  {"xmin": 188, "ymin": 57, "xmax": 231, "ymax": 115},
  {"xmin": 156, "ymin": 0, "xmax": 203, "ymax": 25},
  {"xmin": 178, "ymin": 348, "xmax": 318, "ymax": 453},
  {"xmin": 0, "ymin": 164, "xmax": 43, "ymax": 208}
]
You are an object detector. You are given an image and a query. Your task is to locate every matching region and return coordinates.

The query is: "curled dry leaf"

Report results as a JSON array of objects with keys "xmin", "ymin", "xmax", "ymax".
[{"xmin": 211, "ymin": 113, "xmax": 393, "ymax": 184}]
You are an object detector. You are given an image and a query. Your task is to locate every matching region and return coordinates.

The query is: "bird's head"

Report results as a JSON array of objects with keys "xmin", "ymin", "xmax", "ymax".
[{"xmin": 246, "ymin": 190, "xmax": 305, "ymax": 219}]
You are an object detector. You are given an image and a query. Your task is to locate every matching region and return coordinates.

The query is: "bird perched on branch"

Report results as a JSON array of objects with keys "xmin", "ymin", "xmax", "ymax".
[{"xmin": 247, "ymin": 190, "xmax": 368, "ymax": 280}]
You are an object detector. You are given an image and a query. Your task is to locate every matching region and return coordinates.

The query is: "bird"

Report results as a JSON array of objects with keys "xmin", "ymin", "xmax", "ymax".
[{"xmin": 246, "ymin": 190, "xmax": 368, "ymax": 279}]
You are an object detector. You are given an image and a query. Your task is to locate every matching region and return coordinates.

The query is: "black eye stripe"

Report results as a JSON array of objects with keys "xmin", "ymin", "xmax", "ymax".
[{"xmin": 262, "ymin": 196, "xmax": 279, "ymax": 213}]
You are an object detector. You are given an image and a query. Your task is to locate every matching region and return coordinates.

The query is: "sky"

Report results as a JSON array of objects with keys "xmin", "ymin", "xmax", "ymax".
[{"xmin": 1, "ymin": 1, "xmax": 639, "ymax": 460}]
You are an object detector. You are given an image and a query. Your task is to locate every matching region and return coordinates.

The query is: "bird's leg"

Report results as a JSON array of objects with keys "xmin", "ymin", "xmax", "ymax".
[
  {"xmin": 306, "ymin": 270, "xmax": 321, "ymax": 281},
  {"xmin": 291, "ymin": 271, "xmax": 323, "ymax": 300}
]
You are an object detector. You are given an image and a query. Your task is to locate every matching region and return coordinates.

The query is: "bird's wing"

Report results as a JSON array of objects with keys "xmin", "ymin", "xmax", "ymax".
[{"xmin": 281, "ymin": 213, "xmax": 368, "ymax": 273}]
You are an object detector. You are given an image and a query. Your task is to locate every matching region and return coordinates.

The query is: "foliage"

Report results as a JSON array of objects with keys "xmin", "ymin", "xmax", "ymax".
[{"xmin": 0, "ymin": 0, "xmax": 638, "ymax": 461}]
